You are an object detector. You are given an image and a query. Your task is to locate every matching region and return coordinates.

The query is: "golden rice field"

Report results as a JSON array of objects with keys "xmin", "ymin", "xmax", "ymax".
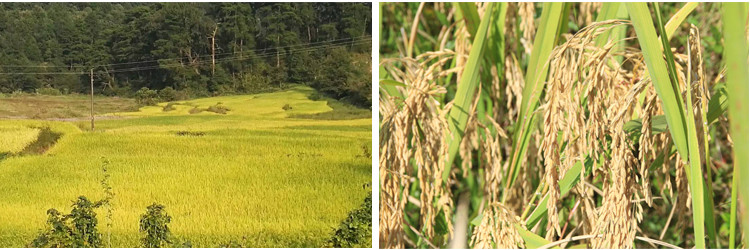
[
  {"xmin": 0, "ymin": 85, "xmax": 371, "ymax": 247},
  {"xmin": 0, "ymin": 125, "xmax": 39, "ymax": 154}
]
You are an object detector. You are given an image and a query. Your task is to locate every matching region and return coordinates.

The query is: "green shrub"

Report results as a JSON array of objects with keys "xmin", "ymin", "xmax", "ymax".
[
  {"xmin": 30, "ymin": 196, "xmax": 104, "ymax": 248},
  {"xmin": 308, "ymin": 92, "xmax": 322, "ymax": 101},
  {"xmin": 188, "ymin": 106, "xmax": 203, "ymax": 114},
  {"xmin": 36, "ymin": 87, "xmax": 62, "ymax": 96},
  {"xmin": 282, "ymin": 104, "xmax": 292, "ymax": 111},
  {"xmin": 159, "ymin": 87, "xmax": 178, "ymax": 102},
  {"xmin": 163, "ymin": 102, "xmax": 176, "ymax": 112},
  {"xmin": 140, "ymin": 203, "xmax": 172, "ymax": 248},
  {"xmin": 175, "ymin": 89, "xmax": 191, "ymax": 101},
  {"xmin": 206, "ymin": 103, "xmax": 230, "ymax": 114},
  {"xmin": 323, "ymin": 192, "xmax": 371, "ymax": 248},
  {"xmin": 135, "ymin": 87, "xmax": 159, "ymax": 106}
]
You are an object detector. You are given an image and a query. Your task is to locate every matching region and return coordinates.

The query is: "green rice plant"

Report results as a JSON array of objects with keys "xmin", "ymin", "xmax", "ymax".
[{"xmin": 380, "ymin": 2, "xmax": 745, "ymax": 249}]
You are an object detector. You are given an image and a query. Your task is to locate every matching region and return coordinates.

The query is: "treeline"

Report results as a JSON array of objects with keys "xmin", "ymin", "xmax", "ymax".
[{"xmin": 0, "ymin": 3, "xmax": 372, "ymax": 107}]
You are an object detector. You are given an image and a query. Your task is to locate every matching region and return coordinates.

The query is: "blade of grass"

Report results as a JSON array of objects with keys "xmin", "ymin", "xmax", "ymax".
[
  {"xmin": 723, "ymin": 2, "xmax": 749, "ymax": 248},
  {"xmin": 653, "ymin": 3, "xmax": 682, "ymax": 102},
  {"xmin": 707, "ymin": 87, "xmax": 728, "ymax": 124},
  {"xmin": 635, "ymin": 2, "xmax": 696, "ymax": 118},
  {"xmin": 628, "ymin": 2, "xmax": 689, "ymax": 174},
  {"xmin": 594, "ymin": 2, "xmax": 623, "ymax": 47},
  {"xmin": 490, "ymin": 2, "xmax": 508, "ymax": 83},
  {"xmin": 476, "ymin": 3, "xmax": 509, "ymax": 132},
  {"xmin": 380, "ymin": 79, "xmax": 406, "ymax": 88},
  {"xmin": 444, "ymin": 2, "xmax": 494, "ymax": 181},
  {"xmin": 516, "ymin": 224, "xmax": 560, "ymax": 249},
  {"xmin": 664, "ymin": 2, "xmax": 699, "ymax": 40},
  {"xmin": 503, "ymin": 2, "xmax": 565, "ymax": 201},
  {"xmin": 457, "ymin": 2, "xmax": 480, "ymax": 38},
  {"xmin": 628, "ymin": 3, "xmax": 705, "ymax": 248}
]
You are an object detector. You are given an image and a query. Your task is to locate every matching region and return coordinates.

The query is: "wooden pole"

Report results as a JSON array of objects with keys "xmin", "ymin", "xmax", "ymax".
[
  {"xmin": 211, "ymin": 24, "xmax": 218, "ymax": 76},
  {"xmin": 90, "ymin": 68, "xmax": 94, "ymax": 131}
]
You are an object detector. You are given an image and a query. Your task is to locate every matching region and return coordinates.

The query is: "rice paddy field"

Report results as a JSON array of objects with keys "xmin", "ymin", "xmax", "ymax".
[{"xmin": 0, "ymin": 85, "xmax": 371, "ymax": 247}]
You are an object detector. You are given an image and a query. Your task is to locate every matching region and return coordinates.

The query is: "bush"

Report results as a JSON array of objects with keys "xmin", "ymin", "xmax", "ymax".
[
  {"xmin": 282, "ymin": 104, "xmax": 293, "ymax": 111},
  {"xmin": 30, "ymin": 196, "xmax": 104, "ymax": 248},
  {"xmin": 135, "ymin": 87, "xmax": 159, "ymax": 106},
  {"xmin": 163, "ymin": 102, "xmax": 176, "ymax": 112},
  {"xmin": 323, "ymin": 192, "xmax": 372, "ymax": 248},
  {"xmin": 140, "ymin": 203, "xmax": 172, "ymax": 248},
  {"xmin": 206, "ymin": 102, "xmax": 230, "ymax": 114},
  {"xmin": 175, "ymin": 89, "xmax": 191, "ymax": 101},
  {"xmin": 188, "ymin": 106, "xmax": 203, "ymax": 114},
  {"xmin": 159, "ymin": 87, "xmax": 178, "ymax": 102},
  {"xmin": 36, "ymin": 87, "xmax": 62, "ymax": 96},
  {"xmin": 308, "ymin": 92, "xmax": 322, "ymax": 101}
]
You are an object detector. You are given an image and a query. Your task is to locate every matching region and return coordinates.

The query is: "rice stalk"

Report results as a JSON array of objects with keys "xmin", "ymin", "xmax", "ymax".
[
  {"xmin": 505, "ymin": 2, "xmax": 565, "ymax": 202},
  {"xmin": 379, "ymin": 52, "xmax": 458, "ymax": 248}
]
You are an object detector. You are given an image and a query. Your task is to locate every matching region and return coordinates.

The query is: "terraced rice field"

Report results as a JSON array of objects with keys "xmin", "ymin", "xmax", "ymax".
[
  {"xmin": 0, "ymin": 125, "xmax": 40, "ymax": 154},
  {"xmin": 0, "ymin": 86, "xmax": 371, "ymax": 247}
]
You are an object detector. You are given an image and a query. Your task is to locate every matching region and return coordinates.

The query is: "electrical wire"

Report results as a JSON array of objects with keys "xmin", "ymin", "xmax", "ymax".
[
  {"xmin": 0, "ymin": 36, "xmax": 371, "ymax": 69},
  {"xmin": 0, "ymin": 38, "xmax": 370, "ymax": 75}
]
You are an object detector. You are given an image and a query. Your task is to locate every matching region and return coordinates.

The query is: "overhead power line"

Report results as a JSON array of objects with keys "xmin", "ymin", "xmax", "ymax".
[
  {"xmin": 0, "ymin": 38, "xmax": 370, "ymax": 75},
  {"xmin": 0, "ymin": 36, "xmax": 371, "ymax": 69}
]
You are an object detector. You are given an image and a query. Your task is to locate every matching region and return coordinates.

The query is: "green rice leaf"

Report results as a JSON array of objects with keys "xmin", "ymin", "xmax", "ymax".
[
  {"xmin": 457, "ymin": 3, "xmax": 480, "ymax": 38},
  {"xmin": 505, "ymin": 2, "xmax": 565, "ymax": 199},
  {"xmin": 723, "ymin": 2, "xmax": 749, "ymax": 248},
  {"xmin": 444, "ymin": 2, "xmax": 495, "ymax": 181},
  {"xmin": 516, "ymin": 225, "xmax": 560, "ymax": 249},
  {"xmin": 379, "ymin": 79, "xmax": 406, "ymax": 88},
  {"xmin": 628, "ymin": 3, "xmax": 705, "ymax": 247},
  {"xmin": 664, "ymin": 2, "xmax": 698, "ymax": 40}
]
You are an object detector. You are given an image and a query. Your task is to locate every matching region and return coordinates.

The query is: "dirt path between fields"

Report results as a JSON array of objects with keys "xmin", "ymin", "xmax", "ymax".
[{"xmin": 0, "ymin": 115, "xmax": 130, "ymax": 121}]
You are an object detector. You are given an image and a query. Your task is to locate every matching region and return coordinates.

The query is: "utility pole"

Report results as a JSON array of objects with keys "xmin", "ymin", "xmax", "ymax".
[
  {"xmin": 276, "ymin": 6, "xmax": 281, "ymax": 68},
  {"xmin": 90, "ymin": 68, "xmax": 94, "ymax": 131},
  {"xmin": 211, "ymin": 24, "xmax": 218, "ymax": 76}
]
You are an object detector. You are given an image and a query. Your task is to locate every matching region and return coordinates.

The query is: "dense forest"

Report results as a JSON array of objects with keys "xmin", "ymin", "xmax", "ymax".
[{"xmin": 0, "ymin": 3, "xmax": 372, "ymax": 107}]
